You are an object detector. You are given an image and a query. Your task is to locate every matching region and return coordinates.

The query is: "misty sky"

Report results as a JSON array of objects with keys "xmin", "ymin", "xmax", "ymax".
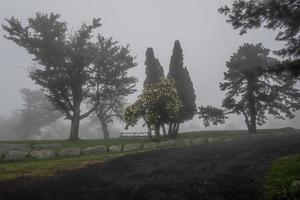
[{"xmin": 0, "ymin": 0, "xmax": 299, "ymax": 130}]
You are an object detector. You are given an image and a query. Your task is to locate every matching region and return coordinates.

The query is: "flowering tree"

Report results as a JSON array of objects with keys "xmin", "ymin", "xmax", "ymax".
[{"xmin": 125, "ymin": 78, "xmax": 181, "ymax": 141}]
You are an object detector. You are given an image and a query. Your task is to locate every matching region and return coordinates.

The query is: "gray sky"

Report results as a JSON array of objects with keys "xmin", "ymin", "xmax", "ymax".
[{"xmin": 0, "ymin": 0, "xmax": 299, "ymax": 130}]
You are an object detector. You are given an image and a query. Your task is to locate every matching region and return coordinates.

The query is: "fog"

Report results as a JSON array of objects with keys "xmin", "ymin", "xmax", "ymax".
[{"xmin": 0, "ymin": 0, "xmax": 299, "ymax": 139}]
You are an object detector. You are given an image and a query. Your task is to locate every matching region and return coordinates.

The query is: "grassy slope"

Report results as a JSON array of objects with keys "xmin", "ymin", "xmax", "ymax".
[
  {"xmin": 0, "ymin": 152, "xmax": 124, "ymax": 180},
  {"xmin": 263, "ymin": 154, "xmax": 300, "ymax": 200},
  {"xmin": 0, "ymin": 129, "xmax": 296, "ymax": 181}
]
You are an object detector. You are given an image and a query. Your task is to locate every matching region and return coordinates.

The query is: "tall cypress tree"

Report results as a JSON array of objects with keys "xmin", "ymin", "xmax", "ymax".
[
  {"xmin": 144, "ymin": 48, "xmax": 164, "ymax": 87},
  {"xmin": 167, "ymin": 40, "xmax": 196, "ymax": 137},
  {"xmin": 143, "ymin": 47, "xmax": 165, "ymax": 137}
]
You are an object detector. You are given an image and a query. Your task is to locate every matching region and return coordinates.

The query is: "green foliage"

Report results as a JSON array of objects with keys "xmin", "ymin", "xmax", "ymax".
[
  {"xmin": 263, "ymin": 154, "xmax": 300, "ymax": 200},
  {"xmin": 125, "ymin": 78, "xmax": 181, "ymax": 130},
  {"xmin": 198, "ymin": 106, "xmax": 227, "ymax": 127},
  {"xmin": 219, "ymin": 0, "xmax": 300, "ymax": 58},
  {"xmin": 219, "ymin": 0, "xmax": 300, "ymax": 74},
  {"xmin": 221, "ymin": 43, "xmax": 300, "ymax": 131},
  {"xmin": 90, "ymin": 36, "xmax": 137, "ymax": 138},
  {"xmin": 144, "ymin": 48, "xmax": 164, "ymax": 87},
  {"xmin": 168, "ymin": 40, "xmax": 196, "ymax": 123},
  {"xmin": 220, "ymin": 44, "xmax": 300, "ymax": 132},
  {"xmin": 2, "ymin": 13, "xmax": 137, "ymax": 140},
  {"xmin": 199, "ymin": 43, "xmax": 300, "ymax": 133}
]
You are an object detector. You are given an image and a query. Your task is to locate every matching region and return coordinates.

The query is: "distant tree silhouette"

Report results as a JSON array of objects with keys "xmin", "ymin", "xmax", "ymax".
[
  {"xmin": 2, "ymin": 13, "xmax": 137, "ymax": 140},
  {"xmin": 144, "ymin": 48, "xmax": 164, "ymax": 87},
  {"xmin": 167, "ymin": 40, "xmax": 196, "ymax": 137},
  {"xmin": 219, "ymin": 0, "xmax": 300, "ymax": 75},
  {"xmin": 199, "ymin": 43, "xmax": 300, "ymax": 133},
  {"xmin": 93, "ymin": 96, "xmax": 125, "ymax": 139},
  {"xmin": 16, "ymin": 88, "xmax": 61, "ymax": 139}
]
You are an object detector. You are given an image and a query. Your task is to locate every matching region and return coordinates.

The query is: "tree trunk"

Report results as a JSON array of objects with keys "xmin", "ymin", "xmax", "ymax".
[
  {"xmin": 69, "ymin": 101, "xmax": 81, "ymax": 141},
  {"xmin": 154, "ymin": 123, "xmax": 160, "ymax": 142},
  {"xmin": 168, "ymin": 123, "xmax": 173, "ymax": 137},
  {"xmin": 147, "ymin": 125, "xmax": 153, "ymax": 141},
  {"xmin": 69, "ymin": 115, "xmax": 80, "ymax": 141},
  {"xmin": 168, "ymin": 122, "xmax": 180, "ymax": 138},
  {"xmin": 101, "ymin": 120, "xmax": 110, "ymax": 139},
  {"xmin": 162, "ymin": 124, "xmax": 167, "ymax": 138},
  {"xmin": 247, "ymin": 77, "xmax": 257, "ymax": 134},
  {"xmin": 249, "ymin": 99, "xmax": 256, "ymax": 134},
  {"xmin": 174, "ymin": 123, "xmax": 180, "ymax": 136}
]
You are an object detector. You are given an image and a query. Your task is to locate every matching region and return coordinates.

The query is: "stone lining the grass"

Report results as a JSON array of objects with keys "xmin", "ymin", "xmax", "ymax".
[
  {"xmin": 58, "ymin": 148, "xmax": 81, "ymax": 157},
  {"xmin": 4, "ymin": 131, "xmax": 300, "ymax": 162},
  {"xmin": 3, "ymin": 151, "xmax": 29, "ymax": 161},
  {"xmin": 82, "ymin": 145, "xmax": 107, "ymax": 155},
  {"xmin": 0, "ymin": 137, "xmax": 233, "ymax": 161},
  {"xmin": 30, "ymin": 149, "xmax": 55, "ymax": 160},
  {"xmin": 123, "ymin": 143, "xmax": 142, "ymax": 152},
  {"xmin": 108, "ymin": 145, "xmax": 123, "ymax": 152}
]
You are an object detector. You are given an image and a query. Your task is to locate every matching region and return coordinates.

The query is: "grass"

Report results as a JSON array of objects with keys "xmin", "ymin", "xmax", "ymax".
[
  {"xmin": 0, "ymin": 128, "xmax": 298, "ymax": 181},
  {"xmin": 263, "ymin": 154, "xmax": 300, "ymax": 200},
  {"xmin": 0, "ymin": 152, "xmax": 133, "ymax": 181}
]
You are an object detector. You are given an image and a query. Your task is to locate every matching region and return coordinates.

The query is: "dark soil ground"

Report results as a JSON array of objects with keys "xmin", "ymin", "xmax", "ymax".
[{"xmin": 1, "ymin": 134, "xmax": 300, "ymax": 200}]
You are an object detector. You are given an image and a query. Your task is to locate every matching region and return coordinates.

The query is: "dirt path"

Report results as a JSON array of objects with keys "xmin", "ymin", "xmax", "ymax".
[{"xmin": 1, "ymin": 134, "xmax": 300, "ymax": 200}]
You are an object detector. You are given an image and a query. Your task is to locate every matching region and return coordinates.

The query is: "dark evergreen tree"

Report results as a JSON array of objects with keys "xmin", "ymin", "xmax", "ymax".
[
  {"xmin": 2, "ymin": 13, "xmax": 137, "ymax": 140},
  {"xmin": 167, "ymin": 40, "xmax": 196, "ymax": 137},
  {"xmin": 199, "ymin": 43, "xmax": 300, "ymax": 133},
  {"xmin": 144, "ymin": 48, "xmax": 164, "ymax": 87},
  {"xmin": 219, "ymin": 0, "xmax": 300, "ymax": 75}
]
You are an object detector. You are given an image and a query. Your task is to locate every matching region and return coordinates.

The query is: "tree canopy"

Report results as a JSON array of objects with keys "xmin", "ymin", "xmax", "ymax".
[
  {"xmin": 167, "ymin": 40, "xmax": 196, "ymax": 137},
  {"xmin": 144, "ymin": 48, "xmax": 164, "ymax": 87},
  {"xmin": 2, "ymin": 13, "xmax": 137, "ymax": 140},
  {"xmin": 199, "ymin": 43, "xmax": 300, "ymax": 133},
  {"xmin": 125, "ymin": 78, "xmax": 181, "ymax": 141},
  {"xmin": 219, "ymin": 0, "xmax": 300, "ymax": 75}
]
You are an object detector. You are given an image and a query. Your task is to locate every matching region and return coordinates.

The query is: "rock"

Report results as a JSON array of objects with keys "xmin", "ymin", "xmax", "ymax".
[
  {"xmin": 0, "ymin": 143, "xmax": 10, "ymax": 158},
  {"xmin": 0, "ymin": 143, "xmax": 31, "ymax": 158},
  {"xmin": 11, "ymin": 144, "xmax": 31, "ymax": 152},
  {"xmin": 58, "ymin": 148, "xmax": 81, "ymax": 157},
  {"xmin": 30, "ymin": 150, "xmax": 55, "ymax": 159},
  {"xmin": 142, "ymin": 143, "xmax": 158, "ymax": 149},
  {"xmin": 207, "ymin": 137, "xmax": 221, "ymax": 144},
  {"xmin": 159, "ymin": 140, "xmax": 176, "ymax": 149},
  {"xmin": 109, "ymin": 145, "xmax": 123, "ymax": 152},
  {"xmin": 191, "ymin": 138, "xmax": 208, "ymax": 145},
  {"xmin": 32, "ymin": 143, "xmax": 62, "ymax": 150},
  {"xmin": 3, "ymin": 151, "xmax": 28, "ymax": 161},
  {"xmin": 176, "ymin": 139, "xmax": 191, "ymax": 147},
  {"xmin": 123, "ymin": 143, "xmax": 142, "ymax": 152},
  {"xmin": 82, "ymin": 145, "xmax": 107, "ymax": 155}
]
